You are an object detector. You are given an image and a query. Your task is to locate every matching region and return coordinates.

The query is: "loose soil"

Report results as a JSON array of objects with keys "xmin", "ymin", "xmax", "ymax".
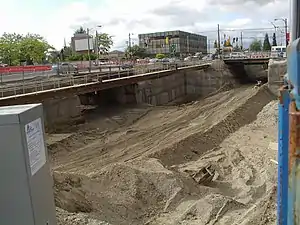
[{"xmin": 48, "ymin": 85, "xmax": 277, "ymax": 225}]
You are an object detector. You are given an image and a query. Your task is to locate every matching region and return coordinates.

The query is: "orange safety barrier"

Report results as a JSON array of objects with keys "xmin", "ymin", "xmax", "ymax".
[{"xmin": 0, "ymin": 65, "xmax": 51, "ymax": 74}]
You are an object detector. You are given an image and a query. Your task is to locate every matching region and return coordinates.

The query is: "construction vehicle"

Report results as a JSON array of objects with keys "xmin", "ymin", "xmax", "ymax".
[{"xmin": 277, "ymin": 0, "xmax": 300, "ymax": 224}]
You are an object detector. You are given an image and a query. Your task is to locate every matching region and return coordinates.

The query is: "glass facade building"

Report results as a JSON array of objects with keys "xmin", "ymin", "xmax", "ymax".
[{"xmin": 138, "ymin": 30, "xmax": 207, "ymax": 57}]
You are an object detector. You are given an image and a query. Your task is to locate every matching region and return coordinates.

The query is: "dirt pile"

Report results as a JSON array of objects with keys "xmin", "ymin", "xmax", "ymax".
[
  {"xmin": 149, "ymin": 100, "xmax": 278, "ymax": 225},
  {"xmin": 54, "ymin": 158, "xmax": 224, "ymax": 225},
  {"xmin": 56, "ymin": 207, "xmax": 110, "ymax": 225}
]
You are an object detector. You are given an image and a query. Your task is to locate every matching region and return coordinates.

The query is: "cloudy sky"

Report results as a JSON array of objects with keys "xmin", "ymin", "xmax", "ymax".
[{"xmin": 1, "ymin": 0, "xmax": 289, "ymax": 51}]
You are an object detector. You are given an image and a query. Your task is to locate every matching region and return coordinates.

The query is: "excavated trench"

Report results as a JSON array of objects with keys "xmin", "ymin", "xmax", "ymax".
[{"xmin": 48, "ymin": 80, "xmax": 276, "ymax": 225}]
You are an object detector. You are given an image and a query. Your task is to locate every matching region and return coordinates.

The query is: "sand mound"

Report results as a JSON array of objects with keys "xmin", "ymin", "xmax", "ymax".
[
  {"xmin": 54, "ymin": 158, "xmax": 227, "ymax": 225},
  {"xmin": 150, "ymin": 100, "xmax": 278, "ymax": 225},
  {"xmin": 53, "ymin": 172, "xmax": 93, "ymax": 213}
]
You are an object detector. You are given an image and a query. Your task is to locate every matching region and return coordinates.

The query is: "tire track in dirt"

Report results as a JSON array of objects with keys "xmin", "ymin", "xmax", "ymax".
[{"xmin": 152, "ymin": 85, "xmax": 275, "ymax": 167}]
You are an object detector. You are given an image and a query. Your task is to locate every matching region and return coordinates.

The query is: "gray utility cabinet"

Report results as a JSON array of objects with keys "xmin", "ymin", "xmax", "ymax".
[{"xmin": 0, "ymin": 104, "xmax": 57, "ymax": 225}]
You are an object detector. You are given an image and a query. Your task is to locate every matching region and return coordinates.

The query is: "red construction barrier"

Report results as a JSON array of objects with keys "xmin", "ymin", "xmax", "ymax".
[{"xmin": 0, "ymin": 65, "xmax": 51, "ymax": 74}]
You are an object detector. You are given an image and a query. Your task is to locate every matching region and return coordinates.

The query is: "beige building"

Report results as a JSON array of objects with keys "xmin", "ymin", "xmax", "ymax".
[{"xmin": 139, "ymin": 30, "xmax": 207, "ymax": 57}]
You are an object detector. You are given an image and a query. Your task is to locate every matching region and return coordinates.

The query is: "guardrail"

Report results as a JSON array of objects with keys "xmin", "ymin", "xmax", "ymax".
[{"xmin": 0, "ymin": 61, "xmax": 208, "ymax": 99}]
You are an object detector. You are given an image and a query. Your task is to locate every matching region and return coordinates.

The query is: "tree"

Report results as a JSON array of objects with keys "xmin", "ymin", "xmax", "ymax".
[
  {"xmin": 74, "ymin": 26, "xmax": 86, "ymax": 34},
  {"xmin": 155, "ymin": 53, "xmax": 165, "ymax": 59},
  {"xmin": 0, "ymin": 32, "xmax": 52, "ymax": 65},
  {"xmin": 249, "ymin": 39, "xmax": 262, "ymax": 51},
  {"xmin": 272, "ymin": 33, "xmax": 277, "ymax": 46},
  {"xmin": 125, "ymin": 45, "xmax": 147, "ymax": 58},
  {"xmin": 263, "ymin": 33, "xmax": 271, "ymax": 51},
  {"xmin": 19, "ymin": 34, "xmax": 51, "ymax": 64},
  {"xmin": 96, "ymin": 33, "xmax": 113, "ymax": 55}
]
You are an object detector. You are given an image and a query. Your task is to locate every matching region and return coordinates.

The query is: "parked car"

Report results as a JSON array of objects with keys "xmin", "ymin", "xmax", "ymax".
[{"xmin": 52, "ymin": 62, "xmax": 78, "ymax": 74}]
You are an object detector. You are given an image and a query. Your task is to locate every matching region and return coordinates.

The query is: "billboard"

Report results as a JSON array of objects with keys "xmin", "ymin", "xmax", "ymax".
[{"xmin": 74, "ymin": 38, "xmax": 94, "ymax": 51}]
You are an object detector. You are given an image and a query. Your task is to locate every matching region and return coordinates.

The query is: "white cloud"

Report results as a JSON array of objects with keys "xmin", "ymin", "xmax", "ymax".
[
  {"xmin": 228, "ymin": 18, "xmax": 252, "ymax": 27},
  {"xmin": 0, "ymin": 0, "xmax": 289, "ymax": 50}
]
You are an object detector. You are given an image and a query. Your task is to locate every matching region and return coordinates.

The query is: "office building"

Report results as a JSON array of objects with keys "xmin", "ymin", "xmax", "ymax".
[{"xmin": 138, "ymin": 30, "xmax": 207, "ymax": 57}]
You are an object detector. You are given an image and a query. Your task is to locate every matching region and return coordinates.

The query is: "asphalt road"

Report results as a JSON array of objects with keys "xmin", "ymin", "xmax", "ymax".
[{"xmin": 0, "ymin": 62, "xmax": 202, "ymax": 83}]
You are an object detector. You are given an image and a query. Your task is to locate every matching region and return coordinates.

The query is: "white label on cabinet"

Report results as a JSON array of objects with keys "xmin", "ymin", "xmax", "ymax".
[{"xmin": 25, "ymin": 118, "xmax": 46, "ymax": 176}]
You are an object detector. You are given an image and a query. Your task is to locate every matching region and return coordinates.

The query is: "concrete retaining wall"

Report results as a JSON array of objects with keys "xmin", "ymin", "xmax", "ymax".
[
  {"xmin": 135, "ymin": 61, "xmax": 235, "ymax": 105},
  {"xmin": 268, "ymin": 59, "xmax": 287, "ymax": 96},
  {"xmin": 43, "ymin": 96, "xmax": 82, "ymax": 130},
  {"xmin": 135, "ymin": 73, "xmax": 185, "ymax": 105}
]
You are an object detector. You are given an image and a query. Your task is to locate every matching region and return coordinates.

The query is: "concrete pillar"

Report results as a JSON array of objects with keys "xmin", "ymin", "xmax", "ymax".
[{"xmin": 268, "ymin": 59, "xmax": 287, "ymax": 96}]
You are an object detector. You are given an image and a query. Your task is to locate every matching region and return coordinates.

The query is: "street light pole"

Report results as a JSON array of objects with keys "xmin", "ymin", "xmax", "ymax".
[
  {"xmin": 284, "ymin": 18, "xmax": 288, "ymax": 47},
  {"xmin": 128, "ymin": 33, "xmax": 134, "ymax": 59},
  {"xmin": 95, "ymin": 25, "xmax": 102, "ymax": 66},
  {"xmin": 87, "ymin": 28, "xmax": 91, "ymax": 72}
]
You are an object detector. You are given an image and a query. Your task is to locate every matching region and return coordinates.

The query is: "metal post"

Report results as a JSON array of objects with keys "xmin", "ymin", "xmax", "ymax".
[
  {"xmin": 284, "ymin": 19, "xmax": 288, "ymax": 47},
  {"xmin": 240, "ymin": 32, "xmax": 243, "ymax": 50},
  {"xmin": 129, "ymin": 33, "xmax": 131, "ymax": 48},
  {"xmin": 87, "ymin": 28, "xmax": 91, "ymax": 72},
  {"xmin": 278, "ymin": 87, "xmax": 290, "ymax": 225},
  {"xmin": 290, "ymin": 0, "xmax": 300, "ymax": 42},
  {"xmin": 286, "ymin": 36, "xmax": 300, "ymax": 224},
  {"xmin": 187, "ymin": 35, "xmax": 190, "ymax": 55},
  {"xmin": 288, "ymin": 101, "xmax": 298, "ymax": 225},
  {"xmin": 95, "ymin": 30, "xmax": 99, "ymax": 66},
  {"xmin": 217, "ymin": 24, "xmax": 221, "ymax": 54}
]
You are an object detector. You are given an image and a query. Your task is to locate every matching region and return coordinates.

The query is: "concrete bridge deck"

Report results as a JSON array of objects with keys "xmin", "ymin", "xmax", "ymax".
[{"xmin": 0, "ymin": 63, "xmax": 211, "ymax": 105}]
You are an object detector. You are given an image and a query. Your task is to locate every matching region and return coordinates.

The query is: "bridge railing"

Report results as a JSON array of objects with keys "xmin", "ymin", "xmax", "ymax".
[{"xmin": 0, "ymin": 60, "xmax": 208, "ymax": 99}]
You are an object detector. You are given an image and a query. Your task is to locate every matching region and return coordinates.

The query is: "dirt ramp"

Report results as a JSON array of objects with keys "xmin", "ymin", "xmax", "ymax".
[{"xmin": 152, "ymin": 85, "xmax": 275, "ymax": 167}]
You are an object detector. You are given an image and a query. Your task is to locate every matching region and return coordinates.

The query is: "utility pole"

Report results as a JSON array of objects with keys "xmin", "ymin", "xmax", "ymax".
[
  {"xmin": 128, "ymin": 33, "xmax": 132, "ymax": 48},
  {"xmin": 284, "ymin": 18, "xmax": 288, "ymax": 47},
  {"xmin": 87, "ymin": 28, "xmax": 91, "ymax": 72},
  {"xmin": 95, "ymin": 30, "xmax": 99, "ymax": 65},
  {"xmin": 187, "ymin": 35, "xmax": 190, "ymax": 55},
  {"xmin": 93, "ymin": 25, "xmax": 102, "ymax": 66},
  {"xmin": 128, "ymin": 33, "xmax": 133, "ymax": 59},
  {"xmin": 240, "ymin": 31, "xmax": 243, "ymax": 50},
  {"xmin": 217, "ymin": 24, "xmax": 221, "ymax": 55}
]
